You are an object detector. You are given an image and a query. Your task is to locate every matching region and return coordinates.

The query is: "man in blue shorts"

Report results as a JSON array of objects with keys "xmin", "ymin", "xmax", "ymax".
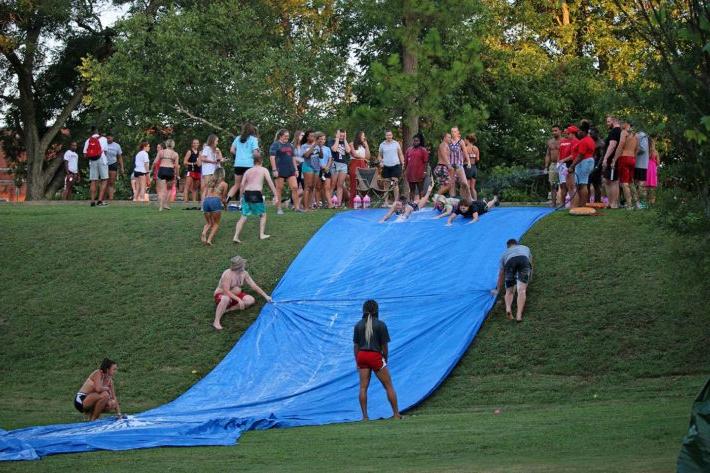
[
  {"xmin": 492, "ymin": 239, "xmax": 533, "ymax": 322},
  {"xmin": 233, "ymin": 153, "xmax": 277, "ymax": 243}
]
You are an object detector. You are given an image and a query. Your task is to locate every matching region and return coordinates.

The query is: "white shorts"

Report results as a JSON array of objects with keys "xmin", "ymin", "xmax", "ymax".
[
  {"xmin": 556, "ymin": 162, "xmax": 568, "ymax": 183},
  {"xmin": 89, "ymin": 159, "xmax": 109, "ymax": 180}
]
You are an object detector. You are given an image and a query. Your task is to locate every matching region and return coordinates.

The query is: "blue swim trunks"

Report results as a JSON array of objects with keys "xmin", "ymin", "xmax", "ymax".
[{"xmin": 242, "ymin": 201, "xmax": 265, "ymax": 216}]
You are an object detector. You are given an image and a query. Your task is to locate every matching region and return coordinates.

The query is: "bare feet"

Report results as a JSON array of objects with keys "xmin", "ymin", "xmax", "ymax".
[
  {"xmin": 506, "ymin": 311, "xmax": 513, "ymax": 320},
  {"xmin": 212, "ymin": 322, "xmax": 222, "ymax": 330},
  {"xmin": 206, "ymin": 240, "xmax": 213, "ymax": 246},
  {"xmin": 393, "ymin": 414, "xmax": 403, "ymax": 419},
  {"xmin": 362, "ymin": 417, "xmax": 369, "ymax": 422},
  {"xmin": 233, "ymin": 237, "xmax": 242, "ymax": 244},
  {"xmin": 200, "ymin": 232, "xmax": 207, "ymax": 244},
  {"xmin": 259, "ymin": 234, "xmax": 270, "ymax": 240}
]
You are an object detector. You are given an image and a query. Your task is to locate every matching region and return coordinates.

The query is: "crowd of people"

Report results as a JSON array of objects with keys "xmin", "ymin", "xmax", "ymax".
[{"xmin": 544, "ymin": 116, "xmax": 660, "ymax": 210}]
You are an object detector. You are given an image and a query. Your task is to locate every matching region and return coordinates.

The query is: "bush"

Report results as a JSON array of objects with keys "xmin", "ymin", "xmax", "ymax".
[{"xmin": 478, "ymin": 165, "xmax": 548, "ymax": 202}]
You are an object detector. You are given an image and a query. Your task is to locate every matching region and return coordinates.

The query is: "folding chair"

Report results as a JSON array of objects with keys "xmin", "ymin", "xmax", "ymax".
[{"xmin": 355, "ymin": 167, "xmax": 393, "ymax": 208}]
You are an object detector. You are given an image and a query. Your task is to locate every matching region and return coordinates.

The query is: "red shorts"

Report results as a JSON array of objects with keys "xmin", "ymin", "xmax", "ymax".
[
  {"xmin": 188, "ymin": 171, "xmax": 201, "ymax": 180},
  {"xmin": 214, "ymin": 292, "xmax": 247, "ymax": 308},
  {"xmin": 356, "ymin": 350, "xmax": 386, "ymax": 371},
  {"xmin": 618, "ymin": 156, "xmax": 636, "ymax": 184}
]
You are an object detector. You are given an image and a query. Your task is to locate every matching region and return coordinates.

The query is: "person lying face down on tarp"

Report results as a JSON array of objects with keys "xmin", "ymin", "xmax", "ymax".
[
  {"xmin": 74, "ymin": 358, "xmax": 123, "ymax": 421},
  {"xmin": 379, "ymin": 182, "xmax": 434, "ymax": 223},
  {"xmin": 432, "ymin": 194, "xmax": 460, "ymax": 220},
  {"xmin": 445, "ymin": 195, "xmax": 499, "ymax": 225}
]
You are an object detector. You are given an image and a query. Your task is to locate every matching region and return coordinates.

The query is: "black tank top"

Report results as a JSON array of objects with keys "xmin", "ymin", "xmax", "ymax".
[{"xmin": 187, "ymin": 150, "xmax": 201, "ymax": 172}]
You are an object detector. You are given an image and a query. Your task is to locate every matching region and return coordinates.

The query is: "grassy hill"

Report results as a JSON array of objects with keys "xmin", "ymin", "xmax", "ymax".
[{"xmin": 0, "ymin": 204, "xmax": 707, "ymax": 472}]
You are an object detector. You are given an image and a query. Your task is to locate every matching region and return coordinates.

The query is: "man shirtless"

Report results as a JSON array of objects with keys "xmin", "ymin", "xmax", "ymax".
[
  {"xmin": 612, "ymin": 119, "xmax": 639, "ymax": 209},
  {"xmin": 379, "ymin": 182, "xmax": 434, "ymax": 222},
  {"xmin": 75, "ymin": 358, "xmax": 122, "ymax": 421},
  {"xmin": 213, "ymin": 255, "xmax": 272, "ymax": 330},
  {"xmin": 545, "ymin": 126, "xmax": 561, "ymax": 205},
  {"xmin": 433, "ymin": 133, "xmax": 453, "ymax": 196},
  {"xmin": 233, "ymin": 153, "xmax": 277, "ymax": 243}
]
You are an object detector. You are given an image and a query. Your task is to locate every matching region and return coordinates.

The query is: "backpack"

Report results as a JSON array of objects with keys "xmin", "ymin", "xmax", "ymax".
[{"xmin": 85, "ymin": 136, "xmax": 102, "ymax": 160}]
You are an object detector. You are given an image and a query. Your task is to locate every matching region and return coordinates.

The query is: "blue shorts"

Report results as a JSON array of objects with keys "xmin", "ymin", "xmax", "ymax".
[
  {"xmin": 202, "ymin": 196, "xmax": 223, "ymax": 213},
  {"xmin": 302, "ymin": 162, "xmax": 318, "ymax": 174},
  {"xmin": 242, "ymin": 201, "xmax": 265, "ymax": 216},
  {"xmin": 575, "ymin": 158, "xmax": 595, "ymax": 185}
]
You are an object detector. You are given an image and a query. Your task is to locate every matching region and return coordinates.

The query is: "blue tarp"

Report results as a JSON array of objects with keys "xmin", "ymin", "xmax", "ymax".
[{"xmin": 1, "ymin": 206, "xmax": 552, "ymax": 461}]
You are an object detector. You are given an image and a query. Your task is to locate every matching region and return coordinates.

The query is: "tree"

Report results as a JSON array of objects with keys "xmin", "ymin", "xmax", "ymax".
[
  {"xmin": 0, "ymin": 1, "xmax": 116, "ymax": 199},
  {"xmin": 342, "ymin": 0, "xmax": 486, "ymax": 148}
]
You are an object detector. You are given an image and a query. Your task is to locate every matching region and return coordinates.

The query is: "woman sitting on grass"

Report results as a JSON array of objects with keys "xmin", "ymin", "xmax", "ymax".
[
  {"xmin": 74, "ymin": 358, "xmax": 122, "ymax": 421},
  {"xmin": 213, "ymin": 255, "xmax": 272, "ymax": 330},
  {"xmin": 201, "ymin": 167, "xmax": 228, "ymax": 245}
]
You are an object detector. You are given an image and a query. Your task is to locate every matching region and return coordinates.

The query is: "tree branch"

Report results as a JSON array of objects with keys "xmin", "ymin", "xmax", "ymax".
[
  {"xmin": 174, "ymin": 101, "xmax": 234, "ymax": 137},
  {"xmin": 39, "ymin": 83, "xmax": 86, "ymax": 151},
  {"xmin": 0, "ymin": 93, "xmax": 18, "ymax": 104}
]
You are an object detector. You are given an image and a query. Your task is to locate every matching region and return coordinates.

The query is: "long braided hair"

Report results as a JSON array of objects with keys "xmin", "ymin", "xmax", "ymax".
[{"xmin": 363, "ymin": 299, "xmax": 379, "ymax": 344}]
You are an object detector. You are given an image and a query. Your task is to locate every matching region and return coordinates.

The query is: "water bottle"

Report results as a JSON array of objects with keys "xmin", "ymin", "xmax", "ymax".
[
  {"xmin": 331, "ymin": 194, "xmax": 339, "ymax": 207},
  {"xmin": 363, "ymin": 195, "xmax": 371, "ymax": 209},
  {"xmin": 354, "ymin": 195, "xmax": 362, "ymax": 209},
  {"xmin": 602, "ymin": 196, "xmax": 609, "ymax": 205}
]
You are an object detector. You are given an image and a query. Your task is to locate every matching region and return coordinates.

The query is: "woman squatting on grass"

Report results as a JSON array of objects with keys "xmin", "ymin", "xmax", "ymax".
[
  {"xmin": 74, "ymin": 358, "xmax": 122, "ymax": 421},
  {"xmin": 212, "ymin": 256, "xmax": 272, "ymax": 330},
  {"xmin": 353, "ymin": 299, "xmax": 401, "ymax": 421}
]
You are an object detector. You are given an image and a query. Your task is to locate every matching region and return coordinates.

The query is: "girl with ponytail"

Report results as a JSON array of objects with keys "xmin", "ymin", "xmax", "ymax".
[{"xmin": 353, "ymin": 300, "xmax": 401, "ymax": 420}]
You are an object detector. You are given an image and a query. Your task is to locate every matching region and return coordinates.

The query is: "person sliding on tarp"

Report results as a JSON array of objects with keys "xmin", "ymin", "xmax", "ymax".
[
  {"xmin": 492, "ymin": 239, "xmax": 533, "ymax": 322},
  {"xmin": 353, "ymin": 300, "xmax": 401, "ymax": 421},
  {"xmin": 74, "ymin": 358, "xmax": 123, "ymax": 421},
  {"xmin": 432, "ymin": 194, "xmax": 460, "ymax": 219},
  {"xmin": 445, "ymin": 196, "xmax": 499, "ymax": 225},
  {"xmin": 379, "ymin": 182, "xmax": 434, "ymax": 223}
]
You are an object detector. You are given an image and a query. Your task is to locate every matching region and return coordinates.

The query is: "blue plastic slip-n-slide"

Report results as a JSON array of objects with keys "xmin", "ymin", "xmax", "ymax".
[{"xmin": 0, "ymin": 206, "xmax": 551, "ymax": 461}]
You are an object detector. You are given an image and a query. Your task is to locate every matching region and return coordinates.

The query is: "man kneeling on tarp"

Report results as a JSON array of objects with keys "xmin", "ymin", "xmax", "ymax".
[{"xmin": 74, "ymin": 358, "xmax": 123, "ymax": 421}]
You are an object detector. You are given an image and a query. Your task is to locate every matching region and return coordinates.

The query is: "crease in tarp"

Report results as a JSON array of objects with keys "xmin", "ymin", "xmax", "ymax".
[{"xmin": 1, "ymin": 206, "xmax": 552, "ymax": 461}]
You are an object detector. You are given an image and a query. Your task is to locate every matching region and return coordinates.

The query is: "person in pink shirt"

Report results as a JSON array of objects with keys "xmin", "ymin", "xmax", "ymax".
[{"xmin": 404, "ymin": 133, "xmax": 429, "ymax": 199}]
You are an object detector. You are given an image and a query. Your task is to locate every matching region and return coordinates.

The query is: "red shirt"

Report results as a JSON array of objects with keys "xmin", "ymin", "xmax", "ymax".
[
  {"xmin": 405, "ymin": 146, "xmax": 429, "ymax": 182},
  {"xmin": 558, "ymin": 138, "xmax": 578, "ymax": 162},
  {"xmin": 576, "ymin": 135, "xmax": 596, "ymax": 159}
]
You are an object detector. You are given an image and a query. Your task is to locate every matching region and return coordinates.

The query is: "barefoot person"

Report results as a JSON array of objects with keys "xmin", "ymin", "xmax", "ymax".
[
  {"xmin": 377, "ymin": 130, "xmax": 404, "ymax": 205},
  {"xmin": 212, "ymin": 255, "xmax": 272, "ymax": 330},
  {"xmin": 183, "ymin": 139, "xmax": 201, "ymax": 207},
  {"xmin": 449, "ymin": 127, "xmax": 471, "ymax": 200},
  {"xmin": 379, "ymin": 182, "xmax": 434, "ymax": 222},
  {"xmin": 132, "ymin": 142, "xmax": 150, "ymax": 203},
  {"xmin": 62, "ymin": 141, "xmax": 80, "ymax": 200},
  {"xmin": 201, "ymin": 167, "xmax": 228, "ymax": 245},
  {"xmin": 227, "ymin": 123, "xmax": 259, "ymax": 205},
  {"xmin": 432, "ymin": 194, "xmax": 460, "ymax": 219},
  {"xmin": 233, "ymin": 153, "xmax": 277, "ymax": 243},
  {"xmin": 74, "ymin": 358, "xmax": 122, "ymax": 421},
  {"xmin": 464, "ymin": 133, "xmax": 481, "ymax": 201},
  {"xmin": 446, "ymin": 196, "xmax": 498, "ymax": 225},
  {"xmin": 156, "ymin": 139, "xmax": 180, "ymax": 211},
  {"xmin": 433, "ymin": 133, "xmax": 453, "ymax": 196},
  {"xmin": 353, "ymin": 299, "xmax": 401, "ymax": 421},
  {"xmin": 544, "ymin": 126, "xmax": 561, "ymax": 206},
  {"xmin": 492, "ymin": 239, "xmax": 533, "ymax": 322},
  {"xmin": 199, "ymin": 134, "xmax": 224, "ymax": 203},
  {"xmin": 269, "ymin": 128, "xmax": 301, "ymax": 214}
]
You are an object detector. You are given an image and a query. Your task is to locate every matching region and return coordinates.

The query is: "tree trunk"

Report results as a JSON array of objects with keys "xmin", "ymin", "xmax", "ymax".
[{"xmin": 401, "ymin": 8, "xmax": 419, "ymax": 151}]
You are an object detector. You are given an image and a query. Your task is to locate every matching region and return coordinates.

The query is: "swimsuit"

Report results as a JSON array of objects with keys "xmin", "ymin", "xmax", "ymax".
[
  {"xmin": 74, "ymin": 392, "xmax": 87, "ymax": 412},
  {"xmin": 449, "ymin": 140, "xmax": 464, "ymax": 167}
]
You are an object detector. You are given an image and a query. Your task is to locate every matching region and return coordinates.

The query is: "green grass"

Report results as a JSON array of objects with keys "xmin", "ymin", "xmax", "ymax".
[{"xmin": 0, "ymin": 204, "xmax": 708, "ymax": 471}]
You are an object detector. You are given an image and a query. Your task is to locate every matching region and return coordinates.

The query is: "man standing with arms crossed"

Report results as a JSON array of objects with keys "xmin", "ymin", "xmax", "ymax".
[
  {"xmin": 377, "ymin": 130, "xmax": 405, "ymax": 205},
  {"xmin": 544, "ymin": 125, "xmax": 561, "ymax": 206},
  {"xmin": 104, "ymin": 134, "xmax": 124, "ymax": 201}
]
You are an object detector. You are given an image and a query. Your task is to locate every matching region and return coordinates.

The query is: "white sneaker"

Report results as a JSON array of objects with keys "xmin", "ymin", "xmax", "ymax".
[{"xmin": 277, "ymin": 208, "xmax": 284, "ymax": 215}]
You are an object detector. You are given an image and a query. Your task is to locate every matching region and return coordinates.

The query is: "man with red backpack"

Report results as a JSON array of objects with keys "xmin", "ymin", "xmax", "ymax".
[{"xmin": 83, "ymin": 126, "xmax": 109, "ymax": 206}]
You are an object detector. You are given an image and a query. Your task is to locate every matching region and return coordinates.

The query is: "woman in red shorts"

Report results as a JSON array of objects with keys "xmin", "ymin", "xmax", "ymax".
[
  {"xmin": 353, "ymin": 299, "xmax": 401, "ymax": 420},
  {"xmin": 212, "ymin": 255, "xmax": 272, "ymax": 330}
]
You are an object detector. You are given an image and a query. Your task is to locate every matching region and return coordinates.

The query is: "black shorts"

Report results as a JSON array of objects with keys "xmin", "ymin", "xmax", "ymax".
[
  {"xmin": 235, "ymin": 166, "xmax": 251, "ymax": 176},
  {"xmin": 277, "ymin": 166, "xmax": 296, "ymax": 179},
  {"xmin": 133, "ymin": 171, "xmax": 147, "ymax": 178},
  {"xmin": 634, "ymin": 168, "xmax": 647, "ymax": 182},
  {"xmin": 603, "ymin": 162, "xmax": 618, "ymax": 181},
  {"xmin": 504, "ymin": 256, "xmax": 532, "ymax": 288},
  {"xmin": 108, "ymin": 163, "xmax": 118, "ymax": 172},
  {"xmin": 157, "ymin": 168, "xmax": 175, "ymax": 181},
  {"xmin": 74, "ymin": 392, "xmax": 87, "ymax": 412},
  {"xmin": 464, "ymin": 164, "xmax": 478, "ymax": 179},
  {"xmin": 382, "ymin": 164, "xmax": 401, "ymax": 179},
  {"xmin": 589, "ymin": 164, "xmax": 602, "ymax": 186}
]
